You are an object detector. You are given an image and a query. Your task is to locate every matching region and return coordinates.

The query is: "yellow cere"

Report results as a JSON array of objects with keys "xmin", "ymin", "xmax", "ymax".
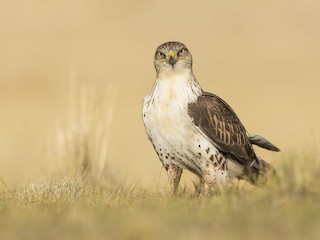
[{"xmin": 167, "ymin": 50, "xmax": 175, "ymax": 58}]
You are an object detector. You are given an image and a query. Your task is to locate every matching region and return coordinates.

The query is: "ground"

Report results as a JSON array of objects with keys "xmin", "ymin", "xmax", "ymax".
[{"xmin": 1, "ymin": 152, "xmax": 320, "ymax": 240}]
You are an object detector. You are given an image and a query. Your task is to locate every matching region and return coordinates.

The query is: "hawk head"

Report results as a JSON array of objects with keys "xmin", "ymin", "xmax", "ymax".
[{"xmin": 154, "ymin": 41, "xmax": 193, "ymax": 75}]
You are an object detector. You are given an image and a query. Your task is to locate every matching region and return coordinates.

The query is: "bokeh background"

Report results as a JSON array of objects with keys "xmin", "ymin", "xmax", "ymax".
[{"xmin": 1, "ymin": 0, "xmax": 319, "ymax": 188}]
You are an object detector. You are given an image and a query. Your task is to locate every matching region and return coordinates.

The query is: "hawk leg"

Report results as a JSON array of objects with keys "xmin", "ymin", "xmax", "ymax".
[
  {"xmin": 202, "ymin": 160, "xmax": 231, "ymax": 195},
  {"xmin": 166, "ymin": 164, "xmax": 183, "ymax": 195},
  {"xmin": 202, "ymin": 174, "xmax": 231, "ymax": 196}
]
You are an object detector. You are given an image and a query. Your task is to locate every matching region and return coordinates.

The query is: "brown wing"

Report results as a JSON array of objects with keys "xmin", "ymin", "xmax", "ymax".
[{"xmin": 188, "ymin": 92, "xmax": 258, "ymax": 168}]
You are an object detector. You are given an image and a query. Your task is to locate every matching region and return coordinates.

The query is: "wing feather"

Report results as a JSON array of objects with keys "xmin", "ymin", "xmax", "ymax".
[{"xmin": 188, "ymin": 92, "xmax": 257, "ymax": 167}]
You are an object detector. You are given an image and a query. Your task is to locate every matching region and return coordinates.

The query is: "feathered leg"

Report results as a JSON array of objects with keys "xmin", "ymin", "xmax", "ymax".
[
  {"xmin": 166, "ymin": 164, "xmax": 183, "ymax": 195},
  {"xmin": 202, "ymin": 160, "xmax": 231, "ymax": 195}
]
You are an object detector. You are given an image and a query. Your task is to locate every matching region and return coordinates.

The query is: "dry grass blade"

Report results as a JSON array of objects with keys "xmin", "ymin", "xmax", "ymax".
[{"xmin": 45, "ymin": 71, "xmax": 117, "ymax": 182}]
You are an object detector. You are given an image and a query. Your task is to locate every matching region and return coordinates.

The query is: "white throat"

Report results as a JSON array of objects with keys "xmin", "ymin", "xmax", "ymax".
[{"xmin": 151, "ymin": 69, "xmax": 202, "ymax": 110}]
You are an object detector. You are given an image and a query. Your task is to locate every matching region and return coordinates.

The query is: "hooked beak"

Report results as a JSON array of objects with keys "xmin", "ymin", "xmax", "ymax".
[
  {"xmin": 167, "ymin": 50, "xmax": 177, "ymax": 67},
  {"xmin": 168, "ymin": 56, "xmax": 176, "ymax": 66}
]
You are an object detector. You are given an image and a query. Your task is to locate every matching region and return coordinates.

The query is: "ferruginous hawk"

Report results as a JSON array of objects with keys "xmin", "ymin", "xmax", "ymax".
[{"xmin": 142, "ymin": 41, "xmax": 279, "ymax": 194}]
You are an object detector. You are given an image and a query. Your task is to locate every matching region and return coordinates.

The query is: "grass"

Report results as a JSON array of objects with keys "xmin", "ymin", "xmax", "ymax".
[{"xmin": 1, "ymin": 152, "xmax": 320, "ymax": 240}]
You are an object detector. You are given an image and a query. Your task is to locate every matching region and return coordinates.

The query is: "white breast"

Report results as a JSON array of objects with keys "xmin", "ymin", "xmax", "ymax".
[
  {"xmin": 142, "ymin": 71, "xmax": 206, "ymax": 171},
  {"xmin": 142, "ymin": 71, "xmax": 200, "ymax": 141}
]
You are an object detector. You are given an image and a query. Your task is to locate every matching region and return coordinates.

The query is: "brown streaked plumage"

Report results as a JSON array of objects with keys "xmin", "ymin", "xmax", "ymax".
[
  {"xmin": 188, "ymin": 92, "xmax": 255, "ymax": 165},
  {"xmin": 142, "ymin": 41, "xmax": 280, "ymax": 194},
  {"xmin": 188, "ymin": 92, "xmax": 270, "ymax": 183}
]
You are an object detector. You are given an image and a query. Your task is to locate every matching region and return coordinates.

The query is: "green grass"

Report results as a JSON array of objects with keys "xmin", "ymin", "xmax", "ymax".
[{"xmin": 1, "ymin": 152, "xmax": 320, "ymax": 240}]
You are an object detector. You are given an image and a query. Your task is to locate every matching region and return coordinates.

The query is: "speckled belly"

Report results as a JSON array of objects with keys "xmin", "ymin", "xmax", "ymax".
[{"xmin": 144, "ymin": 111, "xmax": 224, "ymax": 176}]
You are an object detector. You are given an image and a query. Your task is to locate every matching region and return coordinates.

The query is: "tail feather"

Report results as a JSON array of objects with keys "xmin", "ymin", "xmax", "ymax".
[{"xmin": 247, "ymin": 133, "xmax": 280, "ymax": 152}]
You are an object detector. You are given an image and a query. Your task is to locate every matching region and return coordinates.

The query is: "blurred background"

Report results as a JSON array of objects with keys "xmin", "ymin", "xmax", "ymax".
[{"xmin": 0, "ymin": 0, "xmax": 319, "ymax": 188}]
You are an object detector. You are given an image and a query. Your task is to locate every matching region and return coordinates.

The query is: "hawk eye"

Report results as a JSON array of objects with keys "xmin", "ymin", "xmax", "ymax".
[
  {"xmin": 177, "ymin": 49, "xmax": 185, "ymax": 56},
  {"xmin": 157, "ymin": 51, "xmax": 165, "ymax": 59}
]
